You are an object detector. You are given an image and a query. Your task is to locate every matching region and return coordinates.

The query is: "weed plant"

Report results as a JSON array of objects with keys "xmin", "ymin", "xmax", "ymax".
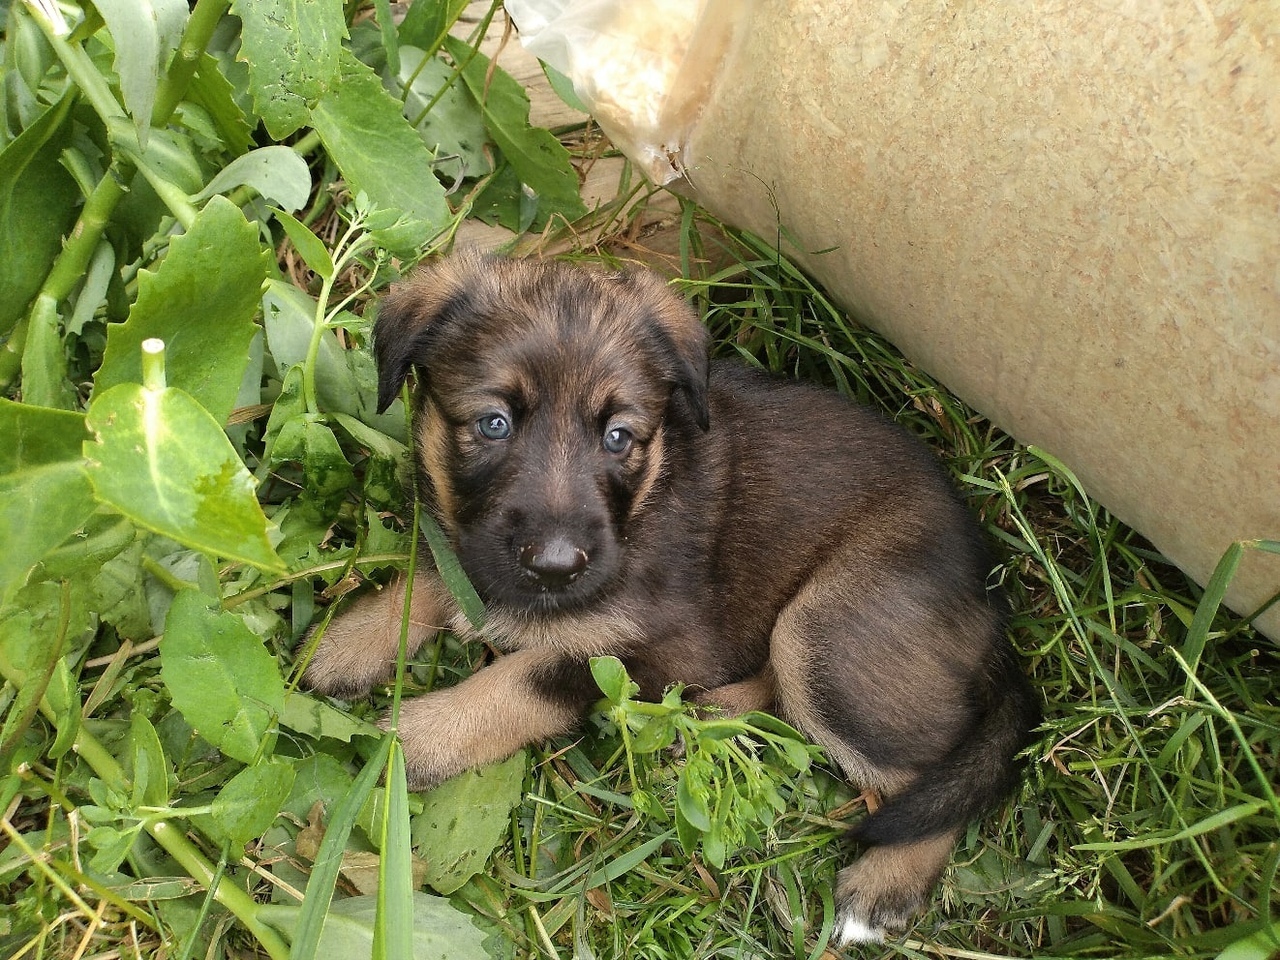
[{"xmin": 1, "ymin": 2, "xmax": 1277, "ymax": 959}]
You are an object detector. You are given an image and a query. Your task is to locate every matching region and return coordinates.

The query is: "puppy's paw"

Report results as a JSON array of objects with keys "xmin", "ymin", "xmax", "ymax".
[
  {"xmin": 393, "ymin": 687, "xmax": 492, "ymax": 790},
  {"xmin": 832, "ymin": 834, "xmax": 955, "ymax": 946},
  {"xmin": 832, "ymin": 866, "xmax": 911, "ymax": 946},
  {"xmin": 299, "ymin": 580, "xmax": 427, "ymax": 699}
]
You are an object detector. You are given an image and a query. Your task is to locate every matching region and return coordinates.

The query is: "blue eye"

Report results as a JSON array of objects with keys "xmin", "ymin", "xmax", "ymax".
[
  {"xmin": 477, "ymin": 414, "xmax": 512, "ymax": 440},
  {"xmin": 603, "ymin": 427, "xmax": 633, "ymax": 455}
]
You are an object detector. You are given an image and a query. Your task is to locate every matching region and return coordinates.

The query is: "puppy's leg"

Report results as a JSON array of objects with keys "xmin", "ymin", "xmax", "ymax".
[
  {"xmin": 691, "ymin": 665, "xmax": 777, "ymax": 716},
  {"xmin": 396, "ymin": 649, "xmax": 590, "ymax": 789},
  {"xmin": 301, "ymin": 570, "xmax": 454, "ymax": 698},
  {"xmin": 834, "ymin": 828, "xmax": 960, "ymax": 942},
  {"xmin": 768, "ymin": 556, "xmax": 1022, "ymax": 940}
]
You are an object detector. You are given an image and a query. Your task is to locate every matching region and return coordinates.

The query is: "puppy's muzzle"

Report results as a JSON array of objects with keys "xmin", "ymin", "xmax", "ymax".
[{"xmin": 518, "ymin": 536, "xmax": 589, "ymax": 588}]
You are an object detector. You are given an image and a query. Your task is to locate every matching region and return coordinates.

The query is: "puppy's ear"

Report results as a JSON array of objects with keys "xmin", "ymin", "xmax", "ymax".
[
  {"xmin": 372, "ymin": 255, "xmax": 484, "ymax": 413},
  {"xmin": 624, "ymin": 270, "xmax": 712, "ymax": 432}
]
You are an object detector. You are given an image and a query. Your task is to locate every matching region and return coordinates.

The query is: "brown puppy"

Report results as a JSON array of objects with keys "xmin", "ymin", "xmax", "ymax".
[{"xmin": 302, "ymin": 254, "xmax": 1039, "ymax": 943}]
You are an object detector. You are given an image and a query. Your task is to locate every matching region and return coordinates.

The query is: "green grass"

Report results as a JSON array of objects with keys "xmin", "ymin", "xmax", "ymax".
[
  {"xmin": 416, "ymin": 218, "xmax": 1280, "ymax": 960},
  {"xmin": 5, "ymin": 212, "xmax": 1279, "ymax": 959},
  {"xmin": 2, "ymin": 3, "xmax": 1277, "ymax": 954}
]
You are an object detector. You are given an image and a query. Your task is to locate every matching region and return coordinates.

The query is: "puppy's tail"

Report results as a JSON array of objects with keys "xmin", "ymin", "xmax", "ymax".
[{"xmin": 855, "ymin": 657, "xmax": 1040, "ymax": 848}]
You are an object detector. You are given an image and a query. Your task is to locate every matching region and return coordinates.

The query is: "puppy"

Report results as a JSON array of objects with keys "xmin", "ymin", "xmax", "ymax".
[{"xmin": 302, "ymin": 253, "xmax": 1039, "ymax": 943}]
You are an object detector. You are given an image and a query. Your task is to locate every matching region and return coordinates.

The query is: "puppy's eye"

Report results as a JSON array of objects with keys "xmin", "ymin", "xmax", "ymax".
[
  {"xmin": 477, "ymin": 414, "xmax": 512, "ymax": 441},
  {"xmin": 602, "ymin": 427, "xmax": 633, "ymax": 456}
]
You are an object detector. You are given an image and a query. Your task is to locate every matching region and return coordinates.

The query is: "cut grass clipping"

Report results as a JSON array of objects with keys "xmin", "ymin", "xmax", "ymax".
[{"xmin": 2, "ymin": 0, "xmax": 1278, "ymax": 957}]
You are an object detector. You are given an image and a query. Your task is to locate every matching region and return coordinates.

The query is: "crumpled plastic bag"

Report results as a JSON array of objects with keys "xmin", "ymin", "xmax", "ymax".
[{"xmin": 505, "ymin": 0, "xmax": 746, "ymax": 184}]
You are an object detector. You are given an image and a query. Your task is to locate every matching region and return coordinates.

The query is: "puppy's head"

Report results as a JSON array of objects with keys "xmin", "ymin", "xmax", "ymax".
[{"xmin": 374, "ymin": 253, "xmax": 710, "ymax": 613}]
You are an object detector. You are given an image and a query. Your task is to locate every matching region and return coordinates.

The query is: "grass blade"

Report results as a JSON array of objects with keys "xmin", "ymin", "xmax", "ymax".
[
  {"xmin": 288, "ymin": 735, "xmax": 392, "ymax": 960},
  {"xmin": 372, "ymin": 740, "xmax": 414, "ymax": 960}
]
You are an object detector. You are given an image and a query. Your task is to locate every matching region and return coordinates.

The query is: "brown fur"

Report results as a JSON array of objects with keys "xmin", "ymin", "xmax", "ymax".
[{"xmin": 300, "ymin": 253, "xmax": 1039, "ymax": 942}]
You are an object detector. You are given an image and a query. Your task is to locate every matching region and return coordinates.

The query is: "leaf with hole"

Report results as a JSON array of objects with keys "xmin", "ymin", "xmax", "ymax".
[
  {"xmin": 230, "ymin": 0, "xmax": 346, "ymax": 139},
  {"xmin": 410, "ymin": 752, "xmax": 526, "ymax": 895}
]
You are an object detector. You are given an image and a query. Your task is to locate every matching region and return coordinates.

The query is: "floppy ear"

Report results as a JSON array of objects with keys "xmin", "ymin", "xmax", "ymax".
[
  {"xmin": 372, "ymin": 255, "xmax": 485, "ymax": 413},
  {"xmin": 624, "ymin": 269, "xmax": 712, "ymax": 432}
]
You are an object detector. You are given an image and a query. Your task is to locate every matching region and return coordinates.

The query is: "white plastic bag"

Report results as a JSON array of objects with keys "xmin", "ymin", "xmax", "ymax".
[{"xmin": 505, "ymin": 0, "xmax": 749, "ymax": 183}]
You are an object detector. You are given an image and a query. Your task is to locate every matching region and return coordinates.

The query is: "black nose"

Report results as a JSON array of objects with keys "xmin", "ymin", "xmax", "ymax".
[{"xmin": 518, "ymin": 536, "xmax": 589, "ymax": 588}]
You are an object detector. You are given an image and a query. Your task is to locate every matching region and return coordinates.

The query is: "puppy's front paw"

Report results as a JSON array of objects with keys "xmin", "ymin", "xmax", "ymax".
[
  {"xmin": 391, "ymin": 649, "xmax": 586, "ymax": 790},
  {"xmin": 392, "ymin": 689, "xmax": 482, "ymax": 790},
  {"xmin": 300, "ymin": 578, "xmax": 434, "ymax": 699}
]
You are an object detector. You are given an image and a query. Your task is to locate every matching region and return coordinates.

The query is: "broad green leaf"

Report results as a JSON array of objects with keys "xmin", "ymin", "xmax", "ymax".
[
  {"xmin": 310, "ymin": 49, "xmax": 452, "ymax": 255},
  {"xmin": 0, "ymin": 582, "xmax": 90, "ymax": 759},
  {"xmin": 676, "ymin": 766, "xmax": 713, "ymax": 833},
  {"xmin": 471, "ymin": 162, "xmax": 535, "ymax": 233},
  {"xmin": 331, "ymin": 412, "xmax": 408, "ymax": 459},
  {"xmin": 92, "ymin": 540, "xmax": 153, "ymax": 641},
  {"xmin": 0, "ymin": 91, "xmax": 78, "ymax": 335},
  {"xmin": 0, "ymin": 400, "xmax": 94, "ymax": 605},
  {"xmin": 542, "ymin": 62, "xmax": 590, "ymax": 114},
  {"xmin": 94, "ymin": 0, "xmax": 188, "ymax": 144},
  {"xmin": 410, "ymin": 752, "xmax": 525, "ymax": 895},
  {"xmin": 86, "ymin": 824, "xmax": 143, "ymax": 875},
  {"xmin": 211, "ymin": 758, "xmax": 296, "ymax": 846},
  {"xmin": 397, "ymin": 0, "xmax": 469, "ymax": 52},
  {"xmin": 280, "ymin": 692, "xmax": 379, "ymax": 743},
  {"xmin": 260, "ymin": 891, "xmax": 496, "ymax": 960},
  {"xmin": 83, "ymin": 381, "xmax": 283, "ymax": 574},
  {"xmin": 1216, "ymin": 921, "xmax": 1280, "ymax": 960},
  {"xmin": 159, "ymin": 590, "xmax": 284, "ymax": 764},
  {"xmin": 263, "ymin": 285, "xmax": 357, "ymax": 414},
  {"xmin": 397, "ymin": 48, "xmax": 491, "ymax": 184},
  {"xmin": 0, "ymin": 396, "xmax": 86, "ymax": 471},
  {"xmin": 272, "ymin": 415, "xmax": 355, "ymax": 509},
  {"xmin": 186, "ymin": 52, "xmax": 254, "ymax": 155},
  {"xmin": 271, "ymin": 207, "xmax": 334, "ymax": 279},
  {"xmin": 127, "ymin": 712, "xmax": 170, "ymax": 809},
  {"xmin": 262, "ymin": 283, "xmax": 400, "ymax": 436},
  {"xmin": 442, "ymin": 35, "xmax": 587, "ymax": 227},
  {"xmin": 280, "ymin": 752, "xmax": 355, "ymax": 821},
  {"xmin": 194, "ymin": 146, "xmax": 311, "ymax": 211},
  {"xmin": 589, "ymin": 656, "xmax": 635, "ymax": 705},
  {"xmin": 0, "ymin": 468, "xmax": 100, "ymax": 604},
  {"xmin": 95, "ymin": 196, "xmax": 269, "ymax": 425},
  {"xmin": 231, "ymin": 0, "xmax": 346, "ymax": 139}
]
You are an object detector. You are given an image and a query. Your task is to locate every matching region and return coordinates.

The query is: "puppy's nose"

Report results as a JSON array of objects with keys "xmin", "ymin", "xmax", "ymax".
[{"xmin": 518, "ymin": 537, "xmax": 589, "ymax": 587}]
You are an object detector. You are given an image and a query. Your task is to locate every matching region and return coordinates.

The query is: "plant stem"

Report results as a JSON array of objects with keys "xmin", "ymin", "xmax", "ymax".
[
  {"xmin": 141, "ymin": 339, "xmax": 167, "ymax": 391},
  {"xmin": 0, "ymin": 173, "xmax": 125, "ymax": 392},
  {"xmin": 152, "ymin": 0, "xmax": 232, "ymax": 123},
  {"xmin": 1, "ymin": 0, "xmax": 227, "ymax": 393},
  {"xmin": 0, "ymin": 655, "xmax": 291, "ymax": 960}
]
